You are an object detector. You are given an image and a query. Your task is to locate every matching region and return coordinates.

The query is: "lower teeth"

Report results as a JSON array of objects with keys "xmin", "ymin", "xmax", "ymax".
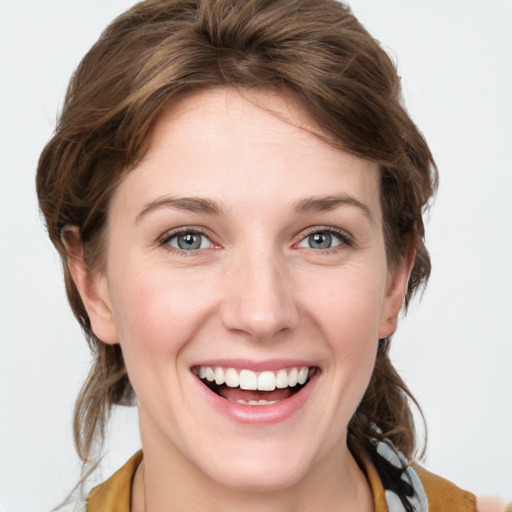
[{"xmin": 228, "ymin": 399, "xmax": 279, "ymax": 406}]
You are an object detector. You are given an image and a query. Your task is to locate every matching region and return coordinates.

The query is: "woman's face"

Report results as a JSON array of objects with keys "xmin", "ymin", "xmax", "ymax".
[{"xmin": 85, "ymin": 88, "xmax": 409, "ymax": 492}]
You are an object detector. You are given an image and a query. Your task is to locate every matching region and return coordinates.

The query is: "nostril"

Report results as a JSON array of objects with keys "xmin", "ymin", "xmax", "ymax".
[
  {"xmin": 221, "ymin": 299, "xmax": 300, "ymax": 341},
  {"xmin": 219, "ymin": 259, "xmax": 299, "ymax": 339}
]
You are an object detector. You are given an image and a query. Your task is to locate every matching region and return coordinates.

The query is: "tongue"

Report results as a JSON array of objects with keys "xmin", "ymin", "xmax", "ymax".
[{"xmin": 220, "ymin": 386, "xmax": 293, "ymax": 402}]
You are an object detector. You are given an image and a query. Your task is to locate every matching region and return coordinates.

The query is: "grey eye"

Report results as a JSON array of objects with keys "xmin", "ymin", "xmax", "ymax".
[
  {"xmin": 168, "ymin": 232, "xmax": 211, "ymax": 251},
  {"xmin": 298, "ymin": 231, "xmax": 342, "ymax": 250}
]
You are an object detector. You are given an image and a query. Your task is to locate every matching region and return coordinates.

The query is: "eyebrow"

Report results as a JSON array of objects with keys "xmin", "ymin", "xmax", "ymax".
[
  {"xmin": 136, "ymin": 194, "xmax": 372, "ymax": 222},
  {"xmin": 292, "ymin": 195, "xmax": 372, "ymax": 218},
  {"xmin": 136, "ymin": 196, "xmax": 224, "ymax": 223}
]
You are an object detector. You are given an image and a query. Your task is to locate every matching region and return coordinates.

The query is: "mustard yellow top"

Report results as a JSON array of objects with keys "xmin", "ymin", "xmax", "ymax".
[{"xmin": 87, "ymin": 451, "xmax": 477, "ymax": 511}]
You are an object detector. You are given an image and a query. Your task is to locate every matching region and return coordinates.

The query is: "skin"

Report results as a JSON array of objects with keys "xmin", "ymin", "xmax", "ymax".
[
  {"xmin": 477, "ymin": 497, "xmax": 509, "ymax": 512},
  {"xmin": 69, "ymin": 88, "xmax": 413, "ymax": 512}
]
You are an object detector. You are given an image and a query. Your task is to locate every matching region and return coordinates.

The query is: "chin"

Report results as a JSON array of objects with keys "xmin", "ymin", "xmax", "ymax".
[
  {"xmin": 183, "ymin": 430, "xmax": 335, "ymax": 495},
  {"xmin": 202, "ymin": 453, "xmax": 312, "ymax": 493}
]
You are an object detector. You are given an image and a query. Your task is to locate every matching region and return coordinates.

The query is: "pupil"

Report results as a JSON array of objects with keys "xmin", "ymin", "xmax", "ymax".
[
  {"xmin": 310, "ymin": 232, "xmax": 331, "ymax": 249},
  {"xmin": 178, "ymin": 233, "xmax": 201, "ymax": 250}
]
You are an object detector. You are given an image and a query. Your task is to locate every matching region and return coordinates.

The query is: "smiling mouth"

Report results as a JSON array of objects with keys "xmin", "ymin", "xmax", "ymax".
[{"xmin": 192, "ymin": 366, "xmax": 317, "ymax": 405}]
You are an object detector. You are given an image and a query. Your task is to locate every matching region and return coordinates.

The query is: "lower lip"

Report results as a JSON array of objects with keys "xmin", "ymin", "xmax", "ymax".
[{"xmin": 194, "ymin": 372, "xmax": 318, "ymax": 425}]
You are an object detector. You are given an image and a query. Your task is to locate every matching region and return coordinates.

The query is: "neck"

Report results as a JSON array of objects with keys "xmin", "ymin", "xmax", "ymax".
[{"xmin": 132, "ymin": 434, "xmax": 373, "ymax": 512}]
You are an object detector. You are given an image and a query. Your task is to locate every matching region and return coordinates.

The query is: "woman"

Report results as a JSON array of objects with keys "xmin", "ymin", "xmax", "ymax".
[{"xmin": 35, "ymin": 0, "xmax": 508, "ymax": 510}]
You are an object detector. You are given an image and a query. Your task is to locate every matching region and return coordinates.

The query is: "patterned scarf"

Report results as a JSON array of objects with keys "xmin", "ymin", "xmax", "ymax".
[{"xmin": 373, "ymin": 439, "xmax": 429, "ymax": 512}]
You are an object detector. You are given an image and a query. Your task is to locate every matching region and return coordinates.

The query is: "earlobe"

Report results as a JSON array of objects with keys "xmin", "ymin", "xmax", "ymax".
[
  {"xmin": 62, "ymin": 226, "xmax": 119, "ymax": 345},
  {"xmin": 378, "ymin": 246, "xmax": 415, "ymax": 339}
]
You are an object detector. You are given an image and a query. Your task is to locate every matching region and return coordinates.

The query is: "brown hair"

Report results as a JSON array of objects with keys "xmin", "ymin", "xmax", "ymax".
[{"xmin": 37, "ymin": 0, "xmax": 437, "ymax": 484}]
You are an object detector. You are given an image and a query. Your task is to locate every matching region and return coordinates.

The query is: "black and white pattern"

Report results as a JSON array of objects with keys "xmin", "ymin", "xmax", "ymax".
[{"xmin": 373, "ymin": 439, "xmax": 429, "ymax": 512}]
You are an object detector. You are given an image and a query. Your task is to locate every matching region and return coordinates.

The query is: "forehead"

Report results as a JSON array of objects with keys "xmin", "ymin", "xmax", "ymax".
[{"xmin": 113, "ymin": 87, "xmax": 381, "ymax": 217}]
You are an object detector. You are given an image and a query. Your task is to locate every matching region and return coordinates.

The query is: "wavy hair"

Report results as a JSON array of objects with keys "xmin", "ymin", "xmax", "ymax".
[{"xmin": 37, "ymin": 0, "xmax": 437, "ymax": 495}]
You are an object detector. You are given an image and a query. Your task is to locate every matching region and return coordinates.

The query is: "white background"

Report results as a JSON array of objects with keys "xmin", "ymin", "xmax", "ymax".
[{"xmin": 1, "ymin": 1, "xmax": 511, "ymax": 510}]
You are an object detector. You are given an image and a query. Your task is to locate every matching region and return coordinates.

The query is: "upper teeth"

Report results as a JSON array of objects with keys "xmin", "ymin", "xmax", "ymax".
[{"xmin": 196, "ymin": 366, "xmax": 311, "ymax": 391}]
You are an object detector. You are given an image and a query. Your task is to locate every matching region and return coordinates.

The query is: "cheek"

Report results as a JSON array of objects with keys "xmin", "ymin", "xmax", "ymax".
[
  {"xmin": 307, "ymin": 267, "xmax": 386, "ymax": 343},
  {"xmin": 304, "ymin": 265, "xmax": 384, "ymax": 393},
  {"xmin": 110, "ymin": 269, "xmax": 211, "ymax": 360},
  {"xmin": 107, "ymin": 267, "xmax": 218, "ymax": 409}
]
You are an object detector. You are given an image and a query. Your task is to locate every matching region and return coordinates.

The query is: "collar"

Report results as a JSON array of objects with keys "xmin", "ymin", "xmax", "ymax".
[{"xmin": 86, "ymin": 444, "xmax": 474, "ymax": 512}]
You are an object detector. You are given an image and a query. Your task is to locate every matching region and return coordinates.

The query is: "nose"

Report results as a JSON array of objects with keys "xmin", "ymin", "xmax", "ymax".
[{"xmin": 220, "ymin": 248, "xmax": 300, "ymax": 341}]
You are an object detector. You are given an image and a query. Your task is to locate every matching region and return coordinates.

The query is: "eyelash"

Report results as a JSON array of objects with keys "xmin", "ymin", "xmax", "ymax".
[
  {"xmin": 158, "ymin": 226, "xmax": 354, "ymax": 255},
  {"xmin": 295, "ymin": 226, "xmax": 354, "ymax": 252},
  {"xmin": 159, "ymin": 227, "xmax": 215, "ymax": 255}
]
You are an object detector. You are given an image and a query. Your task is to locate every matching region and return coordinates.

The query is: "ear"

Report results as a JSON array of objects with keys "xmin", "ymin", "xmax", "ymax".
[
  {"xmin": 62, "ymin": 226, "xmax": 118, "ymax": 345},
  {"xmin": 378, "ymin": 245, "xmax": 415, "ymax": 339}
]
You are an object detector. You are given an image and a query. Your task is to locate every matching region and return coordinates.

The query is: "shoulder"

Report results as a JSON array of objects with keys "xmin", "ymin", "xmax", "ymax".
[
  {"xmin": 413, "ymin": 464, "xmax": 477, "ymax": 512},
  {"xmin": 86, "ymin": 451, "xmax": 142, "ymax": 512},
  {"xmin": 475, "ymin": 496, "xmax": 511, "ymax": 512},
  {"xmin": 363, "ymin": 439, "xmax": 478, "ymax": 512}
]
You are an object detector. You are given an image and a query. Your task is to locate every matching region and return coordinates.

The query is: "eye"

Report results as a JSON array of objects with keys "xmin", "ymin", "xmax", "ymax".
[
  {"xmin": 297, "ymin": 229, "xmax": 349, "ymax": 250},
  {"xmin": 164, "ymin": 230, "xmax": 213, "ymax": 251}
]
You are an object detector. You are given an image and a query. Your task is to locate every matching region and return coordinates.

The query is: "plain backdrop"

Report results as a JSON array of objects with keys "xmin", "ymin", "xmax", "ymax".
[{"xmin": 1, "ymin": 1, "xmax": 511, "ymax": 510}]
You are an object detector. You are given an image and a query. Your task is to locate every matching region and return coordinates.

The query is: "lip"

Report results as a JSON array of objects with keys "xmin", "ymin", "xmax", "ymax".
[
  {"xmin": 191, "ymin": 358, "xmax": 315, "ymax": 372},
  {"xmin": 191, "ymin": 360, "xmax": 319, "ymax": 425}
]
